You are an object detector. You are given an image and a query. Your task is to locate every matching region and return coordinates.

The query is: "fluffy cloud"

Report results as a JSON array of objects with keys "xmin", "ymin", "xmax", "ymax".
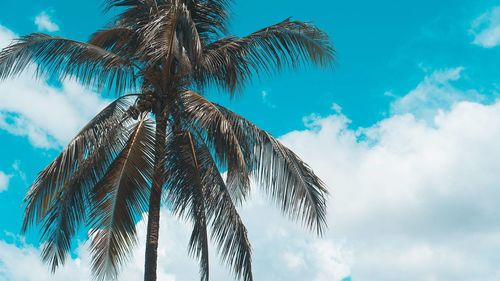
[
  {"xmin": 281, "ymin": 100, "xmax": 500, "ymax": 281},
  {"xmin": 1, "ymin": 68, "xmax": 500, "ymax": 281},
  {"xmin": 471, "ymin": 6, "xmax": 500, "ymax": 48},
  {"xmin": 0, "ymin": 26, "xmax": 110, "ymax": 149},
  {"xmin": 34, "ymin": 11, "xmax": 60, "ymax": 33}
]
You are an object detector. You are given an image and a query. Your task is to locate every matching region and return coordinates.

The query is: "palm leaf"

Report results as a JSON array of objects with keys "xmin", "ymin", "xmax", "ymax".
[
  {"xmin": 216, "ymin": 104, "xmax": 329, "ymax": 235},
  {"xmin": 188, "ymin": 0, "xmax": 231, "ymax": 43},
  {"xmin": 39, "ymin": 117, "xmax": 131, "ymax": 271},
  {"xmin": 178, "ymin": 90, "xmax": 250, "ymax": 203},
  {"xmin": 22, "ymin": 97, "xmax": 135, "ymax": 235},
  {"xmin": 166, "ymin": 129, "xmax": 210, "ymax": 281},
  {"xmin": 88, "ymin": 116, "xmax": 155, "ymax": 281},
  {"xmin": 195, "ymin": 18, "xmax": 335, "ymax": 92},
  {"xmin": 89, "ymin": 27, "xmax": 140, "ymax": 60},
  {"xmin": 191, "ymin": 131, "xmax": 253, "ymax": 281},
  {"xmin": 0, "ymin": 34, "xmax": 136, "ymax": 92}
]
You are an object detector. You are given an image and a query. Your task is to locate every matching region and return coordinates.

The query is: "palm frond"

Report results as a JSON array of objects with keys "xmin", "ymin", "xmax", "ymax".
[
  {"xmin": 216, "ymin": 104, "xmax": 329, "ymax": 235},
  {"xmin": 0, "ymin": 34, "xmax": 137, "ymax": 92},
  {"xmin": 177, "ymin": 3, "xmax": 203, "ymax": 68},
  {"xmin": 166, "ymin": 129, "xmax": 210, "ymax": 281},
  {"xmin": 22, "ymin": 97, "xmax": 135, "ymax": 235},
  {"xmin": 188, "ymin": 0, "xmax": 231, "ymax": 43},
  {"xmin": 135, "ymin": 3, "xmax": 180, "ymax": 65},
  {"xmin": 178, "ymin": 91, "xmax": 250, "ymax": 203},
  {"xmin": 39, "ymin": 117, "xmax": 131, "ymax": 271},
  {"xmin": 89, "ymin": 27, "xmax": 140, "ymax": 60},
  {"xmin": 88, "ymin": 116, "xmax": 155, "ymax": 281},
  {"xmin": 192, "ymin": 133, "xmax": 253, "ymax": 281},
  {"xmin": 195, "ymin": 18, "xmax": 335, "ymax": 93}
]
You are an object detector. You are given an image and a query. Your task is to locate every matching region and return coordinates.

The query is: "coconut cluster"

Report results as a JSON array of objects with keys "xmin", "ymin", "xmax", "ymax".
[{"xmin": 127, "ymin": 91, "xmax": 158, "ymax": 119}]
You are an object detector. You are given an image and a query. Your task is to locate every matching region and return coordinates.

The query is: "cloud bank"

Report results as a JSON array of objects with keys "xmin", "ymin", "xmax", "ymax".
[{"xmin": 0, "ymin": 66, "xmax": 499, "ymax": 281}]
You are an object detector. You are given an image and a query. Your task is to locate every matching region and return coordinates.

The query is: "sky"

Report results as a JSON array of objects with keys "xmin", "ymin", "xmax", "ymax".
[{"xmin": 0, "ymin": 0, "xmax": 500, "ymax": 280}]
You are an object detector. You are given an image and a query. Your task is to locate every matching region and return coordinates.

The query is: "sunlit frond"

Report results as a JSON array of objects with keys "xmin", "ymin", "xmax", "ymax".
[
  {"xmin": 102, "ymin": 0, "xmax": 156, "ymax": 12},
  {"xmin": 135, "ymin": 3, "xmax": 182, "ymax": 65}
]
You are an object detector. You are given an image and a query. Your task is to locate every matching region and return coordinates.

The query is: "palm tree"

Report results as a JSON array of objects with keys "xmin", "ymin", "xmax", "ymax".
[{"xmin": 0, "ymin": 1, "xmax": 334, "ymax": 281}]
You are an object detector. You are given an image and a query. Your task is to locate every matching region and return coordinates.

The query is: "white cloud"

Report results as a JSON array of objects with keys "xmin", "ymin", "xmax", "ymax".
[
  {"xmin": 280, "ymin": 100, "xmax": 500, "ymax": 280},
  {"xmin": 0, "ymin": 171, "xmax": 10, "ymax": 192},
  {"xmin": 0, "ymin": 25, "xmax": 110, "ymax": 149},
  {"xmin": 0, "ymin": 32, "xmax": 499, "ymax": 281},
  {"xmin": 34, "ymin": 11, "xmax": 59, "ymax": 33},
  {"xmin": 471, "ymin": 6, "xmax": 500, "ymax": 48},
  {"xmin": 0, "ymin": 77, "xmax": 110, "ymax": 148}
]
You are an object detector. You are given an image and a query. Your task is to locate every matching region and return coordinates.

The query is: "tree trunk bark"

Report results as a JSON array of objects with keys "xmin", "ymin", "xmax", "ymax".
[{"xmin": 144, "ymin": 110, "xmax": 167, "ymax": 281}]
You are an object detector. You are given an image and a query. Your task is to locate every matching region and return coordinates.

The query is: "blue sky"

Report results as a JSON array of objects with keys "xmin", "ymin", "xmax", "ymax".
[{"xmin": 0, "ymin": 1, "xmax": 500, "ymax": 280}]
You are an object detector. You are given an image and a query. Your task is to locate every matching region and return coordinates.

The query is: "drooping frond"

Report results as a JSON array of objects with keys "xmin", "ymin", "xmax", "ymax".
[
  {"xmin": 216, "ymin": 104, "xmax": 329, "ymax": 235},
  {"xmin": 39, "ymin": 120, "xmax": 131, "ymax": 272},
  {"xmin": 22, "ymin": 97, "xmax": 135, "ymax": 235},
  {"xmin": 178, "ymin": 91, "xmax": 250, "ymax": 203},
  {"xmin": 195, "ymin": 18, "xmax": 335, "ymax": 93},
  {"xmin": 88, "ymin": 116, "xmax": 155, "ymax": 281},
  {"xmin": 0, "ymin": 33, "xmax": 136, "ymax": 92},
  {"xmin": 166, "ymin": 129, "xmax": 210, "ymax": 281},
  {"xmin": 192, "ymin": 134, "xmax": 253, "ymax": 281}
]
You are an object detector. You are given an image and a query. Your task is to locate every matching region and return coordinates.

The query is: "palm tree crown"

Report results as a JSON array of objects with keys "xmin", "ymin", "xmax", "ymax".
[{"xmin": 0, "ymin": 1, "xmax": 334, "ymax": 281}]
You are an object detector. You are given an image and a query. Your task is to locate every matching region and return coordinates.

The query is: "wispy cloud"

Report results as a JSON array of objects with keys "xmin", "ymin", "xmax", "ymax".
[
  {"xmin": 470, "ymin": 6, "xmax": 500, "ymax": 48},
  {"xmin": 34, "ymin": 11, "xmax": 59, "ymax": 33},
  {"xmin": 390, "ymin": 67, "xmax": 485, "ymax": 122}
]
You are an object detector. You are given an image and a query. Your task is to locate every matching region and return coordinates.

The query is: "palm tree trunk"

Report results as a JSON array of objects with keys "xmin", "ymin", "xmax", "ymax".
[{"xmin": 144, "ymin": 110, "xmax": 167, "ymax": 281}]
